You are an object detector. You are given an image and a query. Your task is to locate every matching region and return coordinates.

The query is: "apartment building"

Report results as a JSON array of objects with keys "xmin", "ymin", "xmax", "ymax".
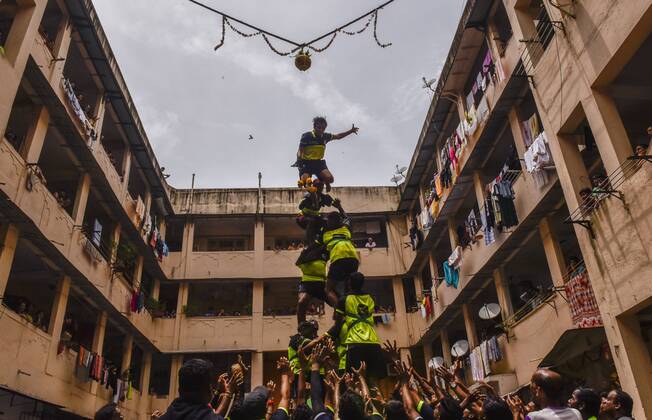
[
  {"xmin": 0, "ymin": 0, "xmax": 650, "ymax": 419},
  {"xmin": 398, "ymin": 0, "xmax": 652, "ymax": 418}
]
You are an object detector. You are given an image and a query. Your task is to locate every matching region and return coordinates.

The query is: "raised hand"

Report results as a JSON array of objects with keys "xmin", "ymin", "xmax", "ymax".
[
  {"xmin": 383, "ymin": 340, "xmax": 400, "ymax": 362},
  {"xmin": 351, "ymin": 124, "xmax": 359, "ymax": 135},
  {"xmin": 435, "ymin": 366, "xmax": 454, "ymax": 383},
  {"xmin": 237, "ymin": 354, "xmax": 250, "ymax": 372},
  {"xmin": 277, "ymin": 356, "xmax": 290, "ymax": 373},
  {"xmin": 393, "ymin": 360, "xmax": 410, "ymax": 384},
  {"xmin": 266, "ymin": 380, "xmax": 277, "ymax": 393},
  {"xmin": 217, "ymin": 373, "xmax": 229, "ymax": 393},
  {"xmin": 351, "ymin": 361, "xmax": 367, "ymax": 378}
]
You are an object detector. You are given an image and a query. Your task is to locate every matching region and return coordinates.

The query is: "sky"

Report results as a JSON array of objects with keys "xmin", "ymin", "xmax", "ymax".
[{"xmin": 92, "ymin": 0, "xmax": 464, "ymax": 188}]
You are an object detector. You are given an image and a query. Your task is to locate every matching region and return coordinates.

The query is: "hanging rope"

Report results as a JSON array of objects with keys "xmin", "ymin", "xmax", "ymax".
[{"xmin": 190, "ymin": 0, "xmax": 397, "ymax": 56}]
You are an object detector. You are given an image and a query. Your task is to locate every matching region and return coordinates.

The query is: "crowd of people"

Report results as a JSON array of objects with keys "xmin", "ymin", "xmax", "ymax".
[{"xmin": 94, "ymin": 345, "xmax": 635, "ymax": 420}]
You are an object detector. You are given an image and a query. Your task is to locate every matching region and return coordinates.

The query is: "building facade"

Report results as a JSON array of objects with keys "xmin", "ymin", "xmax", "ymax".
[{"xmin": 0, "ymin": 0, "xmax": 650, "ymax": 419}]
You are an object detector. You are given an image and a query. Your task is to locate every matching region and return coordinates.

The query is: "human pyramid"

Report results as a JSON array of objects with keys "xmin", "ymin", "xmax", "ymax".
[
  {"xmin": 289, "ymin": 116, "xmax": 388, "ymax": 397},
  {"xmin": 140, "ymin": 117, "xmax": 629, "ymax": 420}
]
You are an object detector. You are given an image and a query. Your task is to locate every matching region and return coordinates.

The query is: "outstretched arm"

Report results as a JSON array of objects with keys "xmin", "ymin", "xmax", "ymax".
[
  {"xmin": 331, "ymin": 124, "xmax": 359, "ymax": 140},
  {"xmin": 276, "ymin": 357, "xmax": 292, "ymax": 413}
]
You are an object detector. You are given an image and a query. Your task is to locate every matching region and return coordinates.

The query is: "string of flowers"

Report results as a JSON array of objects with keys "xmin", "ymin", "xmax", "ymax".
[{"xmin": 191, "ymin": 0, "xmax": 396, "ymax": 62}]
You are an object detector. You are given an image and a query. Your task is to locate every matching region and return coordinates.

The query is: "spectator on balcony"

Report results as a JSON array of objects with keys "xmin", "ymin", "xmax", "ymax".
[
  {"xmin": 635, "ymin": 143, "xmax": 648, "ymax": 157},
  {"xmin": 365, "ymin": 237, "xmax": 377, "ymax": 250},
  {"xmin": 17, "ymin": 300, "xmax": 33, "ymax": 322},
  {"xmin": 527, "ymin": 369, "xmax": 582, "ymax": 420},
  {"xmin": 600, "ymin": 390, "xmax": 634, "ymax": 420}
]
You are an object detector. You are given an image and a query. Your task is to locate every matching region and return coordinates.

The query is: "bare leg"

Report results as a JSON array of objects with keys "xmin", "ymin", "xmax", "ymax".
[
  {"xmin": 319, "ymin": 169, "xmax": 334, "ymax": 192},
  {"xmin": 297, "ymin": 292, "xmax": 310, "ymax": 324},
  {"xmin": 325, "ymin": 277, "xmax": 339, "ymax": 307}
]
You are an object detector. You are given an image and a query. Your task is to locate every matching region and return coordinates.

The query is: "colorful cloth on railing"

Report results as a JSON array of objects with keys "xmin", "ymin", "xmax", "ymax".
[
  {"xmin": 565, "ymin": 271, "xmax": 603, "ymax": 328},
  {"xmin": 442, "ymin": 261, "xmax": 459, "ymax": 288}
]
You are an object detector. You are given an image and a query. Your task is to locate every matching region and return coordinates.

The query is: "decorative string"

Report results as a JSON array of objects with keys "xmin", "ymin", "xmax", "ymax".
[
  {"xmin": 189, "ymin": 0, "xmax": 397, "ymax": 56},
  {"xmin": 373, "ymin": 11, "xmax": 392, "ymax": 48},
  {"xmin": 308, "ymin": 31, "xmax": 338, "ymax": 53},
  {"xmin": 341, "ymin": 13, "xmax": 375, "ymax": 35}
]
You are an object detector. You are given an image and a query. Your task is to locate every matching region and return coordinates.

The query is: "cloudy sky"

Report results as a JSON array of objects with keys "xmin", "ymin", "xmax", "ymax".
[{"xmin": 93, "ymin": 0, "xmax": 464, "ymax": 188}]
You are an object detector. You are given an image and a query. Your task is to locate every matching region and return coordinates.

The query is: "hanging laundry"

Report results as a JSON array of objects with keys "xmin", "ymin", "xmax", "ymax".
[
  {"xmin": 448, "ymin": 246, "xmax": 463, "ymax": 269},
  {"xmin": 565, "ymin": 270, "xmax": 603, "ymax": 328},
  {"xmin": 442, "ymin": 261, "xmax": 459, "ymax": 288},
  {"xmin": 524, "ymin": 132, "xmax": 553, "ymax": 189},
  {"xmin": 493, "ymin": 181, "xmax": 518, "ymax": 230}
]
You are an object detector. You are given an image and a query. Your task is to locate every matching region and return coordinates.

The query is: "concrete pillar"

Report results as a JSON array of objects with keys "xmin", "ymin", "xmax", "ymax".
[
  {"xmin": 417, "ymin": 184, "xmax": 426, "ymax": 215},
  {"xmin": 181, "ymin": 219, "xmax": 194, "ymax": 277},
  {"xmin": 92, "ymin": 93, "xmax": 107, "ymax": 138},
  {"xmin": 254, "ymin": 218, "xmax": 264, "ymax": 277},
  {"xmin": 49, "ymin": 16, "xmax": 72, "ymax": 83},
  {"xmin": 120, "ymin": 335, "xmax": 134, "ymax": 375},
  {"xmin": 456, "ymin": 92, "xmax": 467, "ymax": 128},
  {"xmin": 252, "ymin": 279, "xmax": 264, "ymax": 360},
  {"xmin": 0, "ymin": 224, "xmax": 20, "ymax": 297},
  {"xmin": 612, "ymin": 314, "xmax": 652, "ymax": 420},
  {"xmin": 440, "ymin": 328, "xmax": 452, "ymax": 366},
  {"xmin": 133, "ymin": 255, "xmax": 144, "ymax": 289},
  {"xmin": 507, "ymin": 110, "xmax": 528, "ymax": 162},
  {"xmin": 90, "ymin": 311, "xmax": 107, "ymax": 395},
  {"xmin": 45, "ymin": 275, "xmax": 71, "ymax": 374},
  {"xmin": 71, "ymin": 173, "xmax": 91, "ymax": 226},
  {"xmin": 472, "ymin": 171, "xmax": 485, "ymax": 211},
  {"xmin": 0, "ymin": 1, "xmax": 47, "ymax": 140},
  {"xmin": 539, "ymin": 216, "xmax": 567, "ymax": 287},
  {"xmin": 168, "ymin": 355, "xmax": 183, "ymax": 400},
  {"xmin": 447, "ymin": 218, "xmax": 457, "ymax": 250},
  {"xmin": 581, "ymin": 90, "xmax": 633, "ymax": 176},
  {"xmin": 391, "ymin": 277, "xmax": 411, "ymax": 351},
  {"xmin": 173, "ymin": 283, "xmax": 189, "ymax": 349},
  {"xmin": 423, "ymin": 340, "xmax": 433, "ymax": 379},
  {"xmin": 250, "ymin": 351, "xmax": 263, "ymax": 391},
  {"xmin": 110, "ymin": 224, "xmax": 121, "ymax": 262},
  {"xmin": 121, "ymin": 151, "xmax": 132, "ymax": 190},
  {"xmin": 413, "ymin": 275, "xmax": 423, "ymax": 299},
  {"xmin": 140, "ymin": 351, "xmax": 153, "ymax": 400},
  {"xmin": 151, "ymin": 279, "xmax": 161, "ymax": 300},
  {"xmin": 492, "ymin": 267, "xmax": 514, "ymax": 320},
  {"xmin": 91, "ymin": 311, "xmax": 108, "ymax": 354},
  {"xmin": 20, "ymin": 106, "xmax": 49, "ymax": 163},
  {"xmin": 462, "ymin": 304, "xmax": 479, "ymax": 349}
]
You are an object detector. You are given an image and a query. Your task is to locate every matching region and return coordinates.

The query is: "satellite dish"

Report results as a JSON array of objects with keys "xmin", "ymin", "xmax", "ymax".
[
  {"xmin": 395, "ymin": 164, "xmax": 408, "ymax": 175},
  {"xmin": 390, "ymin": 174, "xmax": 405, "ymax": 186},
  {"xmin": 478, "ymin": 303, "xmax": 502, "ymax": 320},
  {"xmin": 451, "ymin": 339, "xmax": 469, "ymax": 357},
  {"xmin": 428, "ymin": 356, "xmax": 445, "ymax": 369}
]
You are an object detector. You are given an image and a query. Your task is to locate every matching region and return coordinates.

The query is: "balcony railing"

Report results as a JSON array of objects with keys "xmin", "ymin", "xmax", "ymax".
[
  {"xmin": 565, "ymin": 156, "xmax": 648, "ymax": 237},
  {"xmin": 514, "ymin": 5, "xmax": 561, "ymax": 81}
]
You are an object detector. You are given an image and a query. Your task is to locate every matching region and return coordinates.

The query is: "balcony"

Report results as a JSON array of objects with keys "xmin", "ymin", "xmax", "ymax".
[
  {"xmin": 178, "ymin": 316, "xmax": 254, "ymax": 351},
  {"xmin": 0, "ymin": 137, "xmax": 155, "ymax": 339},
  {"xmin": 186, "ymin": 251, "xmax": 256, "ymax": 279}
]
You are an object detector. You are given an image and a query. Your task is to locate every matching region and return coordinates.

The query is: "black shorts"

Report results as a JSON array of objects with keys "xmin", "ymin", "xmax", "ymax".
[
  {"xmin": 328, "ymin": 258, "xmax": 359, "ymax": 282},
  {"xmin": 346, "ymin": 343, "xmax": 387, "ymax": 379},
  {"xmin": 299, "ymin": 281, "xmax": 327, "ymax": 301},
  {"xmin": 298, "ymin": 159, "xmax": 328, "ymax": 177}
]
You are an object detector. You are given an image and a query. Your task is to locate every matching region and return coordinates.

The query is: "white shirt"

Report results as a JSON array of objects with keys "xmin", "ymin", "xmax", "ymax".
[
  {"xmin": 365, "ymin": 241, "xmax": 376, "ymax": 249},
  {"xmin": 527, "ymin": 407, "xmax": 582, "ymax": 420}
]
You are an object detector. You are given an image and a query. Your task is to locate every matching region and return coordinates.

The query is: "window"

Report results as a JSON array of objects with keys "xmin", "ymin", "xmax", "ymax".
[{"xmin": 351, "ymin": 217, "xmax": 388, "ymax": 248}]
